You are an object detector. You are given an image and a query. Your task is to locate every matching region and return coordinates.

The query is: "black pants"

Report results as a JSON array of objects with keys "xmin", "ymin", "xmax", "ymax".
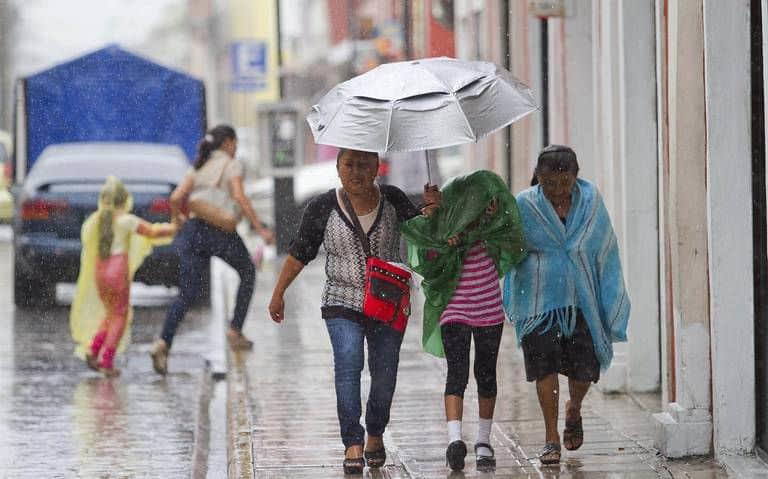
[{"xmin": 441, "ymin": 323, "xmax": 504, "ymax": 398}]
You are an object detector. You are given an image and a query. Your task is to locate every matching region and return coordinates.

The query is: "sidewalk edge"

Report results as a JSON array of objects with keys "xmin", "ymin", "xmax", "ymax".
[
  {"xmin": 191, "ymin": 361, "xmax": 214, "ymax": 478},
  {"xmin": 227, "ymin": 349, "xmax": 255, "ymax": 479}
]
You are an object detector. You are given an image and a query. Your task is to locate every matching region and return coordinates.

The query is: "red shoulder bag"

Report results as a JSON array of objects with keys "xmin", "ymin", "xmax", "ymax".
[{"xmin": 341, "ymin": 191, "xmax": 411, "ymax": 333}]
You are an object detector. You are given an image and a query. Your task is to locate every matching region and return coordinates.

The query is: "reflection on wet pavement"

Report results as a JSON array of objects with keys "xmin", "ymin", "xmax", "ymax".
[{"xmin": 0, "ymin": 235, "xmax": 216, "ymax": 477}]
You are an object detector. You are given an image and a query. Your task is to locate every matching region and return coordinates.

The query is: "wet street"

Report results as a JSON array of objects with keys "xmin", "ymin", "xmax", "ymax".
[{"xmin": 0, "ymin": 226, "xmax": 222, "ymax": 478}]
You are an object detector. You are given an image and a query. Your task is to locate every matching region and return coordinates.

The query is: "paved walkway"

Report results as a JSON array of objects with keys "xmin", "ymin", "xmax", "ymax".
[{"xmin": 222, "ymin": 255, "xmax": 730, "ymax": 478}]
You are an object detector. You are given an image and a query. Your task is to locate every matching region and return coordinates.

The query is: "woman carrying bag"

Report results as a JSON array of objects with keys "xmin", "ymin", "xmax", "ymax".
[
  {"xmin": 151, "ymin": 125, "xmax": 274, "ymax": 375},
  {"xmin": 268, "ymin": 148, "xmax": 440, "ymax": 474}
]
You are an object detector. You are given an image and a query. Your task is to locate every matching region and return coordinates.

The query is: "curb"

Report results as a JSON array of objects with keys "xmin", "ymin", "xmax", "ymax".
[
  {"xmin": 213, "ymin": 257, "xmax": 255, "ymax": 479},
  {"xmin": 191, "ymin": 361, "xmax": 214, "ymax": 479},
  {"xmin": 227, "ymin": 349, "xmax": 254, "ymax": 479}
]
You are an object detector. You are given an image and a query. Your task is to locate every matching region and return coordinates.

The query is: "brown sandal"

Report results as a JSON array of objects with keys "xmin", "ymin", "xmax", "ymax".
[
  {"xmin": 539, "ymin": 442, "xmax": 561, "ymax": 465},
  {"xmin": 563, "ymin": 416, "xmax": 584, "ymax": 451}
]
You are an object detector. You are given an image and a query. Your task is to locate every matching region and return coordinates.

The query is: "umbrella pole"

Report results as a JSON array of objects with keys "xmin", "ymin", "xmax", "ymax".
[{"xmin": 425, "ymin": 150, "xmax": 432, "ymax": 186}]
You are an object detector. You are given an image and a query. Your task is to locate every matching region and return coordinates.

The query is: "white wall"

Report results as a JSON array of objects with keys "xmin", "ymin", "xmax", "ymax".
[
  {"xmin": 618, "ymin": 0, "xmax": 660, "ymax": 393},
  {"xmin": 543, "ymin": 0, "xmax": 661, "ymax": 393},
  {"xmin": 702, "ymin": 0, "xmax": 755, "ymax": 457},
  {"xmin": 508, "ymin": 2, "xmax": 543, "ymax": 193}
]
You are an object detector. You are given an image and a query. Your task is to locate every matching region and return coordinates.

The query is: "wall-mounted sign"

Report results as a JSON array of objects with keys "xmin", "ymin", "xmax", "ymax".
[
  {"xmin": 230, "ymin": 40, "xmax": 268, "ymax": 91},
  {"xmin": 529, "ymin": 0, "xmax": 565, "ymax": 18}
]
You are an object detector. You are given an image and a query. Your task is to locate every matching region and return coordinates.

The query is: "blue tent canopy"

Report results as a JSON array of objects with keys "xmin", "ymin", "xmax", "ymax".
[{"xmin": 23, "ymin": 45, "xmax": 206, "ymax": 170}]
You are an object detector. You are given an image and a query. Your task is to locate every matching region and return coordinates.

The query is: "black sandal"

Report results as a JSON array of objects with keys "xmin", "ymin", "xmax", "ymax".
[
  {"xmin": 539, "ymin": 442, "xmax": 561, "ymax": 465},
  {"xmin": 446, "ymin": 440, "xmax": 467, "ymax": 471},
  {"xmin": 364, "ymin": 447, "xmax": 386, "ymax": 468},
  {"xmin": 474, "ymin": 442, "xmax": 496, "ymax": 470},
  {"xmin": 343, "ymin": 456, "xmax": 365, "ymax": 475},
  {"xmin": 563, "ymin": 415, "xmax": 584, "ymax": 451}
]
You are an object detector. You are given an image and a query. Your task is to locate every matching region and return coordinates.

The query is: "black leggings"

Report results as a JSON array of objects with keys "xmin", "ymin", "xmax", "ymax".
[{"xmin": 441, "ymin": 323, "xmax": 504, "ymax": 398}]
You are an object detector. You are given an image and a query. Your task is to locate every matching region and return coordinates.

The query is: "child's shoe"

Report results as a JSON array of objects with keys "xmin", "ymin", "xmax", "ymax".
[
  {"xmin": 446, "ymin": 440, "xmax": 467, "ymax": 471},
  {"xmin": 85, "ymin": 352, "xmax": 100, "ymax": 372},
  {"xmin": 474, "ymin": 442, "xmax": 496, "ymax": 470},
  {"xmin": 97, "ymin": 347, "xmax": 119, "ymax": 377},
  {"xmin": 87, "ymin": 330, "xmax": 107, "ymax": 371}
]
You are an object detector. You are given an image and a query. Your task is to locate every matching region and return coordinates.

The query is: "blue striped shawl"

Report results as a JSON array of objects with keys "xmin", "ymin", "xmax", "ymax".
[{"xmin": 502, "ymin": 179, "xmax": 630, "ymax": 370}]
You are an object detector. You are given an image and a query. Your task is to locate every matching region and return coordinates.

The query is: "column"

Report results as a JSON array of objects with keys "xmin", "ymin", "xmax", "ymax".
[
  {"xmin": 703, "ymin": 0, "xmax": 755, "ymax": 457},
  {"xmin": 652, "ymin": 0, "xmax": 713, "ymax": 458},
  {"xmin": 618, "ymin": 0, "xmax": 661, "ymax": 393}
]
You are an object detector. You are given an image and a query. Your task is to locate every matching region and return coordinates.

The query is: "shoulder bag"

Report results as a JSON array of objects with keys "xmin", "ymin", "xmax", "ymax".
[
  {"xmin": 188, "ymin": 159, "xmax": 239, "ymax": 232},
  {"xmin": 341, "ymin": 190, "xmax": 411, "ymax": 333}
]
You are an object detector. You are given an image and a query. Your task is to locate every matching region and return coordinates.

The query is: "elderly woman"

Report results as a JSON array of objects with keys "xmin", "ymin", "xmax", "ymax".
[
  {"xmin": 503, "ymin": 145, "xmax": 630, "ymax": 466},
  {"xmin": 268, "ymin": 148, "xmax": 438, "ymax": 474}
]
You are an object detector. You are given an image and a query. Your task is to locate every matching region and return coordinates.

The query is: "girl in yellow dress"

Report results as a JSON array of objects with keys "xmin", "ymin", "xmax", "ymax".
[{"xmin": 70, "ymin": 176, "xmax": 176, "ymax": 376}]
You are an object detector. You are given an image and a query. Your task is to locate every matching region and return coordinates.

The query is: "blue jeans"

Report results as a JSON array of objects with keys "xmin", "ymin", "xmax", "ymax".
[
  {"xmin": 325, "ymin": 317, "xmax": 403, "ymax": 448},
  {"xmin": 161, "ymin": 219, "xmax": 255, "ymax": 347}
]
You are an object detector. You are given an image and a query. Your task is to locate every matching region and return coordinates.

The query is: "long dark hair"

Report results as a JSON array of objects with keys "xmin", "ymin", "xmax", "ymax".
[
  {"xmin": 194, "ymin": 124, "xmax": 237, "ymax": 169},
  {"xmin": 530, "ymin": 144, "xmax": 580, "ymax": 186}
]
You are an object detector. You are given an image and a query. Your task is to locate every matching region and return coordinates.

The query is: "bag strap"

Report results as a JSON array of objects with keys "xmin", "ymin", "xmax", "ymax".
[
  {"xmin": 213, "ymin": 156, "xmax": 230, "ymax": 189},
  {"xmin": 340, "ymin": 190, "xmax": 372, "ymax": 258}
]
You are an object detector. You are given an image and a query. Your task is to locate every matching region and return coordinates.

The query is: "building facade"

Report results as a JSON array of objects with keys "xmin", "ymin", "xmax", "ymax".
[{"xmin": 454, "ymin": 0, "xmax": 765, "ymax": 465}]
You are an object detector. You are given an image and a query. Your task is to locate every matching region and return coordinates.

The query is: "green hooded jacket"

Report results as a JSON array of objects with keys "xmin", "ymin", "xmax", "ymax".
[{"xmin": 401, "ymin": 170, "xmax": 527, "ymax": 357}]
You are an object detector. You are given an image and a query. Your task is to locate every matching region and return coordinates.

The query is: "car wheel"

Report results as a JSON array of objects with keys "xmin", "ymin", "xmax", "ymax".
[{"xmin": 14, "ymin": 266, "xmax": 55, "ymax": 307}]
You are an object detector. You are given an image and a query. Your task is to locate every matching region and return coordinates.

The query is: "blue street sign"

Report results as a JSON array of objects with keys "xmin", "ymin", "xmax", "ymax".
[{"xmin": 230, "ymin": 41, "xmax": 268, "ymax": 91}]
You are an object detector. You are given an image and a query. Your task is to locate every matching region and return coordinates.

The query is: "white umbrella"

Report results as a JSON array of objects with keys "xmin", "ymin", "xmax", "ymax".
[{"xmin": 307, "ymin": 57, "xmax": 538, "ymax": 155}]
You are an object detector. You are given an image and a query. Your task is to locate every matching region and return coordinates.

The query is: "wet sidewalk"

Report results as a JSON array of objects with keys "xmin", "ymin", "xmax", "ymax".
[{"xmin": 222, "ymin": 256, "xmax": 730, "ymax": 478}]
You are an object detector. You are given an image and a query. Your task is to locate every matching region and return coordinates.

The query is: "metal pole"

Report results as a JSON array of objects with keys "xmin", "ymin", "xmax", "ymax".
[
  {"xmin": 403, "ymin": 0, "xmax": 412, "ymax": 60},
  {"xmin": 276, "ymin": 0, "xmax": 284, "ymax": 98},
  {"xmin": 425, "ymin": 150, "xmax": 432, "ymax": 185},
  {"xmin": 502, "ymin": 0, "xmax": 513, "ymax": 188},
  {"xmin": 540, "ymin": 17, "xmax": 550, "ymax": 148}
]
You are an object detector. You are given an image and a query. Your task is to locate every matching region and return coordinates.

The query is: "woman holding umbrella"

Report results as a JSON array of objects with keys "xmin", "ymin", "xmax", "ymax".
[
  {"xmin": 503, "ymin": 145, "xmax": 630, "ymax": 465},
  {"xmin": 268, "ymin": 148, "xmax": 440, "ymax": 474}
]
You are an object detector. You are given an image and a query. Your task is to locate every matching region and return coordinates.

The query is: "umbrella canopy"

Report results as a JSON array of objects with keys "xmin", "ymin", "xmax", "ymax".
[{"xmin": 307, "ymin": 57, "xmax": 538, "ymax": 153}]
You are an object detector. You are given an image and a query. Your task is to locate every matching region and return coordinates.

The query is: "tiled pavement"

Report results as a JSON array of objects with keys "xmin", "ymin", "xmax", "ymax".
[{"xmin": 219, "ymin": 256, "xmax": 731, "ymax": 478}]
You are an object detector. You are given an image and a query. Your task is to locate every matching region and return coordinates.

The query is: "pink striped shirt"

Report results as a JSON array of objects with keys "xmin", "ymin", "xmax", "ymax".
[{"xmin": 440, "ymin": 243, "xmax": 506, "ymax": 328}]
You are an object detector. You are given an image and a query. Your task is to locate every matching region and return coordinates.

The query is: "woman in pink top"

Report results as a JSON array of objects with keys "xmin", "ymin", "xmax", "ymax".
[{"xmin": 402, "ymin": 170, "xmax": 526, "ymax": 472}]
